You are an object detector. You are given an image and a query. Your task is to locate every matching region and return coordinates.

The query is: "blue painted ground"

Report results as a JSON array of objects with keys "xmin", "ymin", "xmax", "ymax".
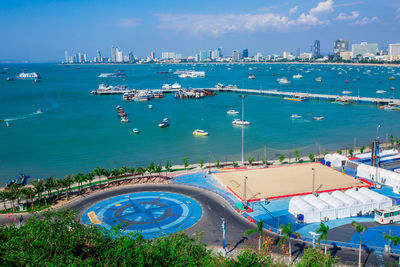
[
  {"xmin": 350, "ymin": 225, "xmax": 400, "ymax": 251},
  {"xmin": 82, "ymin": 191, "xmax": 202, "ymax": 239}
]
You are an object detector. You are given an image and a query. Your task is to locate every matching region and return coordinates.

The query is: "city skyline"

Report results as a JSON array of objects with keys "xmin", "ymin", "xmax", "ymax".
[{"xmin": 1, "ymin": 0, "xmax": 400, "ymax": 62}]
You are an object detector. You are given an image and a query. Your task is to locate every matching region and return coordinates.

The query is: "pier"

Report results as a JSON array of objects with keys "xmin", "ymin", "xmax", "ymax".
[{"xmin": 156, "ymin": 87, "xmax": 400, "ymax": 105}]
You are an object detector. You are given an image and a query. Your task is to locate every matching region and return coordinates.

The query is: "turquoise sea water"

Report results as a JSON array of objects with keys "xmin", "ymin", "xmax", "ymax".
[{"xmin": 0, "ymin": 63, "xmax": 399, "ymax": 182}]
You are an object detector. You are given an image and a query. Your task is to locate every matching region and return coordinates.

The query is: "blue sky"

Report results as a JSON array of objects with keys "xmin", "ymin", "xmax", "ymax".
[{"xmin": 1, "ymin": 0, "xmax": 400, "ymax": 62}]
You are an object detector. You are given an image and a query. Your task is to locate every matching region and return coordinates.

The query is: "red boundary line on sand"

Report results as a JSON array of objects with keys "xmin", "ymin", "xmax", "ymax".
[
  {"xmin": 218, "ymin": 162, "xmax": 317, "ymax": 174},
  {"xmin": 226, "ymin": 186, "xmax": 244, "ymax": 201},
  {"xmin": 220, "ymin": 167, "xmax": 247, "ymax": 171}
]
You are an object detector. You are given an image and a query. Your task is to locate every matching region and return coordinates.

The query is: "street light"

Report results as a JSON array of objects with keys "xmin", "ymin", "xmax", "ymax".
[
  {"xmin": 376, "ymin": 124, "xmax": 381, "ymax": 140},
  {"xmin": 309, "ymin": 231, "xmax": 320, "ymax": 248},
  {"xmin": 239, "ymin": 95, "xmax": 247, "ymax": 165},
  {"xmin": 312, "ymin": 168, "xmax": 316, "ymax": 195}
]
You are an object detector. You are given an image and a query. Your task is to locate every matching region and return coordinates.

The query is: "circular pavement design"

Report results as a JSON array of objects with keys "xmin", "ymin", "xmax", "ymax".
[{"xmin": 82, "ymin": 191, "xmax": 202, "ymax": 239}]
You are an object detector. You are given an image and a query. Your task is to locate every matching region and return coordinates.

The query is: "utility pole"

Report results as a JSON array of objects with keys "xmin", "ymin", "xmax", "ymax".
[
  {"xmin": 243, "ymin": 176, "xmax": 248, "ymax": 208},
  {"xmin": 312, "ymin": 168, "xmax": 316, "ymax": 195}
]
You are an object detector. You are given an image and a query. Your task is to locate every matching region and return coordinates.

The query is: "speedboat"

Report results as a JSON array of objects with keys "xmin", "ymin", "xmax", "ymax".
[
  {"xmin": 376, "ymin": 90, "xmax": 386, "ymax": 94},
  {"xmin": 232, "ymin": 119, "xmax": 250, "ymax": 125},
  {"xmin": 277, "ymin": 77, "xmax": 290, "ymax": 84},
  {"xmin": 193, "ymin": 129, "xmax": 209, "ymax": 136},
  {"xmin": 158, "ymin": 121, "xmax": 170, "ymax": 128},
  {"xmin": 116, "ymin": 105, "xmax": 121, "ymax": 110},
  {"xmin": 98, "ymin": 72, "xmax": 127, "ymax": 78},
  {"xmin": 162, "ymin": 118, "xmax": 169, "ymax": 123},
  {"xmin": 248, "ymin": 75, "xmax": 255, "ymax": 79},
  {"xmin": 132, "ymin": 128, "xmax": 140, "ymax": 134},
  {"xmin": 227, "ymin": 108, "xmax": 239, "ymax": 115},
  {"xmin": 6, "ymin": 77, "xmax": 14, "ymax": 81},
  {"xmin": 315, "ymin": 77, "xmax": 322, "ymax": 82},
  {"xmin": 148, "ymin": 105, "xmax": 153, "ymax": 109},
  {"xmin": 313, "ymin": 116, "xmax": 324, "ymax": 121},
  {"xmin": 389, "ymin": 77, "xmax": 395, "ymax": 80},
  {"xmin": 293, "ymin": 74, "xmax": 303, "ymax": 79},
  {"xmin": 36, "ymin": 109, "xmax": 42, "ymax": 114},
  {"xmin": 290, "ymin": 114, "xmax": 302, "ymax": 119}
]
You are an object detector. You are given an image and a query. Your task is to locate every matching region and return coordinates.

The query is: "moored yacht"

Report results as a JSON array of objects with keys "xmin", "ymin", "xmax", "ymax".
[
  {"xmin": 17, "ymin": 72, "xmax": 39, "ymax": 79},
  {"xmin": 193, "ymin": 129, "xmax": 209, "ymax": 136},
  {"xmin": 232, "ymin": 119, "xmax": 250, "ymax": 125},
  {"xmin": 227, "ymin": 108, "xmax": 239, "ymax": 115}
]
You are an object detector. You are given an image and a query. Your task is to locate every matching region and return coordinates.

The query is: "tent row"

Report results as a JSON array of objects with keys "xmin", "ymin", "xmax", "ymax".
[
  {"xmin": 324, "ymin": 153, "xmax": 348, "ymax": 168},
  {"xmin": 288, "ymin": 188, "xmax": 392, "ymax": 223},
  {"xmin": 356, "ymin": 163, "xmax": 400, "ymax": 194}
]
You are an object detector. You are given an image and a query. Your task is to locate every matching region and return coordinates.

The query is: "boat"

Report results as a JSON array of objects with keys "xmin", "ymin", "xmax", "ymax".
[
  {"xmin": 5, "ymin": 121, "xmax": 9, "ymax": 127},
  {"xmin": 380, "ymin": 103, "xmax": 400, "ymax": 111},
  {"xmin": 277, "ymin": 77, "xmax": 290, "ymax": 84},
  {"xmin": 132, "ymin": 128, "xmax": 140, "ymax": 134},
  {"xmin": 17, "ymin": 72, "xmax": 39, "ymax": 79},
  {"xmin": 120, "ymin": 116, "xmax": 129, "ymax": 123},
  {"xmin": 162, "ymin": 118, "xmax": 169, "ymax": 122},
  {"xmin": 232, "ymin": 119, "xmax": 250, "ymax": 125},
  {"xmin": 158, "ymin": 121, "xmax": 170, "ymax": 128},
  {"xmin": 342, "ymin": 91, "xmax": 352, "ymax": 94},
  {"xmin": 33, "ymin": 78, "xmax": 40, "ymax": 83},
  {"xmin": 148, "ymin": 105, "xmax": 153, "ymax": 109},
  {"xmin": 193, "ymin": 129, "xmax": 209, "ymax": 136},
  {"xmin": 98, "ymin": 72, "xmax": 127, "ymax": 78},
  {"xmin": 315, "ymin": 77, "xmax": 322, "ymax": 82},
  {"xmin": 6, "ymin": 77, "xmax": 14, "ymax": 81},
  {"xmin": 313, "ymin": 116, "xmax": 324, "ymax": 121},
  {"xmin": 376, "ymin": 90, "xmax": 386, "ymax": 94},
  {"xmin": 290, "ymin": 114, "xmax": 302, "ymax": 119},
  {"xmin": 389, "ymin": 77, "xmax": 395, "ymax": 80},
  {"xmin": 36, "ymin": 109, "xmax": 42, "ymax": 114},
  {"xmin": 93, "ymin": 84, "xmax": 132, "ymax": 95},
  {"xmin": 293, "ymin": 74, "xmax": 303, "ymax": 79},
  {"xmin": 15, "ymin": 172, "xmax": 25, "ymax": 185},
  {"xmin": 227, "ymin": 108, "xmax": 239, "ymax": 115},
  {"xmin": 177, "ymin": 70, "xmax": 206, "ymax": 78},
  {"xmin": 284, "ymin": 96, "xmax": 309, "ymax": 101},
  {"xmin": 345, "ymin": 79, "xmax": 348, "ymax": 83},
  {"xmin": 248, "ymin": 75, "xmax": 255, "ymax": 79},
  {"xmin": 332, "ymin": 97, "xmax": 351, "ymax": 105},
  {"xmin": 116, "ymin": 105, "xmax": 121, "ymax": 110}
]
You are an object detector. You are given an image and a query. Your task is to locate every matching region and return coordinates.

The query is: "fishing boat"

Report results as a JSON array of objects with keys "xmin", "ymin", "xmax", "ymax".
[
  {"xmin": 313, "ymin": 116, "xmax": 324, "ymax": 121},
  {"xmin": 293, "ymin": 74, "xmax": 303, "ymax": 79},
  {"xmin": 284, "ymin": 96, "xmax": 309, "ymax": 101},
  {"xmin": 376, "ymin": 90, "xmax": 386, "ymax": 94},
  {"xmin": 193, "ymin": 129, "xmax": 209, "ymax": 136},
  {"xmin": 227, "ymin": 108, "xmax": 239, "ymax": 115},
  {"xmin": 232, "ymin": 119, "xmax": 250, "ymax": 125},
  {"xmin": 290, "ymin": 114, "xmax": 302, "ymax": 119},
  {"xmin": 158, "ymin": 121, "xmax": 170, "ymax": 128},
  {"xmin": 315, "ymin": 77, "xmax": 322, "ymax": 82},
  {"xmin": 248, "ymin": 75, "xmax": 255, "ymax": 79},
  {"xmin": 132, "ymin": 128, "xmax": 140, "ymax": 134},
  {"xmin": 277, "ymin": 77, "xmax": 290, "ymax": 84},
  {"xmin": 15, "ymin": 172, "xmax": 25, "ymax": 185}
]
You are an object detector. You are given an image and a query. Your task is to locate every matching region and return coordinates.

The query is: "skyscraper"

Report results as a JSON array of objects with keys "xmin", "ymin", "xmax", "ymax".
[
  {"xmin": 64, "ymin": 50, "xmax": 69, "ymax": 63},
  {"xmin": 128, "ymin": 51, "xmax": 134, "ymax": 63},
  {"xmin": 151, "ymin": 51, "xmax": 156, "ymax": 60},
  {"xmin": 333, "ymin": 39, "xmax": 349, "ymax": 57},
  {"xmin": 242, "ymin": 49, "xmax": 249, "ymax": 58},
  {"xmin": 232, "ymin": 50, "xmax": 240, "ymax": 61},
  {"xmin": 312, "ymin": 40, "xmax": 320, "ymax": 59},
  {"xmin": 97, "ymin": 50, "xmax": 102, "ymax": 62},
  {"xmin": 199, "ymin": 50, "xmax": 207, "ymax": 61},
  {"xmin": 115, "ymin": 48, "xmax": 123, "ymax": 62},
  {"xmin": 352, "ymin": 42, "xmax": 378, "ymax": 58},
  {"xmin": 111, "ymin": 46, "xmax": 116, "ymax": 62}
]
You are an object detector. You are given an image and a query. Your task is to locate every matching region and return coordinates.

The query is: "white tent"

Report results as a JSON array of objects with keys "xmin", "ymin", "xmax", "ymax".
[
  {"xmin": 355, "ymin": 149, "xmax": 398, "ymax": 159},
  {"xmin": 345, "ymin": 189, "xmax": 376, "ymax": 214},
  {"xmin": 358, "ymin": 188, "xmax": 392, "ymax": 210},
  {"xmin": 289, "ymin": 196, "xmax": 320, "ymax": 223},
  {"xmin": 303, "ymin": 194, "xmax": 336, "ymax": 221},
  {"xmin": 318, "ymin": 193, "xmax": 350, "ymax": 219},
  {"xmin": 356, "ymin": 163, "xmax": 400, "ymax": 193},
  {"xmin": 332, "ymin": 190, "xmax": 363, "ymax": 216},
  {"xmin": 324, "ymin": 153, "xmax": 348, "ymax": 168}
]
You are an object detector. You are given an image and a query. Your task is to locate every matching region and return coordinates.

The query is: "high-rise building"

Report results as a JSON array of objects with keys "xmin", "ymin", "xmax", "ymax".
[
  {"xmin": 64, "ymin": 50, "xmax": 69, "ymax": 63},
  {"xmin": 333, "ymin": 39, "xmax": 349, "ymax": 57},
  {"xmin": 232, "ymin": 50, "xmax": 240, "ymax": 61},
  {"xmin": 218, "ymin": 47, "xmax": 223, "ymax": 58},
  {"xmin": 199, "ymin": 50, "xmax": 207, "ymax": 61},
  {"xmin": 352, "ymin": 42, "xmax": 378, "ymax": 58},
  {"xmin": 128, "ymin": 51, "xmax": 135, "ymax": 63},
  {"xmin": 242, "ymin": 49, "xmax": 249, "ymax": 58},
  {"xmin": 151, "ymin": 51, "xmax": 156, "ymax": 60},
  {"xmin": 283, "ymin": 51, "xmax": 292, "ymax": 59},
  {"xmin": 312, "ymin": 40, "xmax": 320, "ymax": 59},
  {"xmin": 389, "ymin": 44, "xmax": 400, "ymax": 61},
  {"xmin": 111, "ymin": 46, "xmax": 116, "ymax": 62},
  {"xmin": 97, "ymin": 50, "xmax": 102, "ymax": 62},
  {"xmin": 78, "ymin": 52, "xmax": 82, "ymax": 63},
  {"xmin": 255, "ymin": 52, "xmax": 263, "ymax": 62},
  {"xmin": 115, "ymin": 48, "xmax": 123, "ymax": 62}
]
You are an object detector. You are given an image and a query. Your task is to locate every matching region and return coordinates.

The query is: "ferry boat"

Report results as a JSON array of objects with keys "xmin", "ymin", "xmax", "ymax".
[
  {"xmin": 17, "ymin": 72, "xmax": 39, "ymax": 79},
  {"xmin": 293, "ymin": 74, "xmax": 303, "ymax": 79},
  {"xmin": 284, "ymin": 95, "xmax": 309, "ymax": 102},
  {"xmin": 132, "ymin": 128, "xmax": 140, "ymax": 134},
  {"xmin": 232, "ymin": 119, "xmax": 250, "ymax": 125},
  {"xmin": 162, "ymin": 82, "xmax": 181, "ymax": 90},
  {"xmin": 290, "ymin": 114, "xmax": 302, "ymax": 119},
  {"xmin": 178, "ymin": 70, "xmax": 206, "ymax": 78},
  {"xmin": 277, "ymin": 77, "xmax": 290, "ymax": 84},
  {"xmin": 92, "ymin": 84, "xmax": 131, "ymax": 95},
  {"xmin": 315, "ymin": 77, "xmax": 322, "ymax": 82},
  {"xmin": 313, "ymin": 116, "xmax": 324, "ymax": 121},
  {"xmin": 98, "ymin": 72, "xmax": 127, "ymax": 78},
  {"xmin": 193, "ymin": 129, "xmax": 209, "ymax": 136},
  {"xmin": 248, "ymin": 75, "xmax": 256, "ymax": 79},
  {"xmin": 227, "ymin": 108, "xmax": 239, "ymax": 115}
]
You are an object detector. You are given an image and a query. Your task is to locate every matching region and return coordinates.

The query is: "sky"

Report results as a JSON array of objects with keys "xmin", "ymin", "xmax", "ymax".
[{"xmin": 1, "ymin": 0, "xmax": 400, "ymax": 62}]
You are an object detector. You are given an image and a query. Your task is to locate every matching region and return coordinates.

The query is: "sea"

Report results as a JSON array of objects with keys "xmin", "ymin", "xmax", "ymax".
[{"xmin": 0, "ymin": 62, "xmax": 399, "ymax": 182}]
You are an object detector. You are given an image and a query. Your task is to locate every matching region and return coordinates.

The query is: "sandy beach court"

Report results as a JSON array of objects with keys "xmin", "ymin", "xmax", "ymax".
[{"xmin": 213, "ymin": 163, "xmax": 369, "ymax": 201}]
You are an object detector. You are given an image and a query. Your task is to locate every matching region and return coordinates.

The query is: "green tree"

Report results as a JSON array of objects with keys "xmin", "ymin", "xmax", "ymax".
[
  {"xmin": 215, "ymin": 159, "xmax": 221, "ymax": 168},
  {"xmin": 278, "ymin": 223, "xmax": 301, "ymax": 262},
  {"xmin": 182, "ymin": 158, "xmax": 189, "ymax": 170},
  {"xmin": 62, "ymin": 175, "xmax": 73, "ymax": 200},
  {"xmin": 44, "ymin": 177, "xmax": 54, "ymax": 203},
  {"xmin": 155, "ymin": 165, "xmax": 162, "ymax": 177},
  {"xmin": 74, "ymin": 173, "xmax": 85, "ymax": 195},
  {"xmin": 164, "ymin": 161, "xmax": 172, "ymax": 177},
  {"xmin": 349, "ymin": 148, "xmax": 354, "ymax": 158},
  {"xmin": 279, "ymin": 154, "xmax": 285, "ymax": 163},
  {"xmin": 295, "ymin": 149, "xmax": 300, "ymax": 162},
  {"xmin": 309, "ymin": 152, "xmax": 315, "ymax": 162},
  {"xmin": 248, "ymin": 156, "xmax": 255, "ymax": 166},
  {"xmin": 323, "ymin": 149, "xmax": 329, "ymax": 156},
  {"xmin": 129, "ymin": 166, "xmax": 135, "ymax": 175},
  {"xmin": 93, "ymin": 167, "xmax": 103, "ymax": 187},
  {"xmin": 384, "ymin": 233, "xmax": 400, "ymax": 255},
  {"xmin": 0, "ymin": 190, "xmax": 9, "ymax": 210},
  {"xmin": 351, "ymin": 221, "xmax": 367, "ymax": 267},
  {"xmin": 86, "ymin": 173, "xmax": 95, "ymax": 189},
  {"xmin": 199, "ymin": 158, "xmax": 204, "ymax": 168},
  {"xmin": 232, "ymin": 161, "xmax": 238, "ymax": 168},
  {"xmin": 337, "ymin": 149, "xmax": 342, "ymax": 155},
  {"xmin": 244, "ymin": 219, "xmax": 264, "ymax": 251},
  {"xmin": 32, "ymin": 180, "xmax": 44, "ymax": 204},
  {"xmin": 136, "ymin": 167, "xmax": 145, "ymax": 177},
  {"xmin": 119, "ymin": 166, "xmax": 127, "ymax": 176},
  {"xmin": 390, "ymin": 134, "xmax": 395, "ymax": 146},
  {"xmin": 298, "ymin": 247, "xmax": 338, "ymax": 267},
  {"xmin": 316, "ymin": 222, "xmax": 330, "ymax": 254},
  {"xmin": 225, "ymin": 249, "xmax": 271, "ymax": 266},
  {"xmin": 111, "ymin": 168, "xmax": 119, "ymax": 177},
  {"xmin": 147, "ymin": 162, "xmax": 155, "ymax": 175},
  {"xmin": 22, "ymin": 187, "xmax": 36, "ymax": 210},
  {"xmin": 360, "ymin": 146, "xmax": 365, "ymax": 153}
]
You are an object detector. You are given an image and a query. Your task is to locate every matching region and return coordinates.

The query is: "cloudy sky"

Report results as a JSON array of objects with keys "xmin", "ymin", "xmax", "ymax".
[{"xmin": 1, "ymin": 0, "xmax": 399, "ymax": 62}]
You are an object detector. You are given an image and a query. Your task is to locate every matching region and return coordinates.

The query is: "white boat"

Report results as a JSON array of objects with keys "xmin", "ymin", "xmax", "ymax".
[
  {"xmin": 277, "ymin": 77, "xmax": 290, "ymax": 84},
  {"xmin": 342, "ymin": 91, "xmax": 352, "ymax": 94},
  {"xmin": 93, "ymin": 84, "xmax": 132, "ymax": 95},
  {"xmin": 171, "ymin": 82, "xmax": 181, "ymax": 89},
  {"xmin": 290, "ymin": 114, "xmax": 302, "ymax": 119},
  {"xmin": 193, "ymin": 129, "xmax": 209, "ymax": 136},
  {"xmin": 148, "ymin": 105, "xmax": 153, "ymax": 109},
  {"xmin": 315, "ymin": 77, "xmax": 322, "ymax": 82},
  {"xmin": 17, "ymin": 72, "xmax": 39, "ymax": 79},
  {"xmin": 215, "ymin": 83, "xmax": 225, "ymax": 89},
  {"xmin": 227, "ymin": 108, "xmax": 239, "ymax": 115},
  {"xmin": 313, "ymin": 116, "xmax": 324, "ymax": 121},
  {"xmin": 162, "ymin": 118, "xmax": 169, "ymax": 122},
  {"xmin": 158, "ymin": 121, "xmax": 169, "ymax": 128},
  {"xmin": 98, "ymin": 72, "xmax": 127, "ymax": 78},
  {"xmin": 248, "ymin": 75, "xmax": 255, "ymax": 79},
  {"xmin": 177, "ymin": 70, "xmax": 206, "ymax": 78},
  {"xmin": 232, "ymin": 119, "xmax": 250, "ymax": 125},
  {"xmin": 293, "ymin": 74, "xmax": 303, "ymax": 79},
  {"xmin": 120, "ymin": 116, "xmax": 129, "ymax": 123},
  {"xmin": 376, "ymin": 90, "xmax": 386, "ymax": 94},
  {"xmin": 132, "ymin": 128, "xmax": 140, "ymax": 134}
]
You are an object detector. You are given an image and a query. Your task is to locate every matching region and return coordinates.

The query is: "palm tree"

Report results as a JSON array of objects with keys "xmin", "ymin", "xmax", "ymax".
[
  {"xmin": 7, "ymin": 188, "xmax": 17, "ymax": 212},
  {"xmin": 278, "ymin": 223, "xmax": 301, "ymax": 262},
  {"xmin": 384, "ymin": 233, "xmax": 400, "ymax": 262},
  {"xmin": 155, "ymin": 165, "xmax": 162, "ymax": 177},
  {"xmin": 248, "ymin": 156, "xmax": 255, "ymax": 166},
  {"xmin": 0, "ymin": 190, "xmax": 9, "ymax": 210},
  {"xmin": 62, "ymin": 175, "xmax": 73, "ymax": 200},
  {"xmin": 102, "ymin": 168, "xmax": 110, "ymax": 186},
  {"xmin": 351, "ymin": 221, "xmax": 367, "ymax": 267},
  {"xmin": 119, "ymin": 166, "xmax": 127, "ymax": 176},
  {"xmin": 129, "ymin": 166, "xmax": 135, "ymax": 175},
  {"xmin": 93, "ymin": 167, "xmax": 103, "ymax": 187},
  {"xmin": 164, "ymin": 161, "xmax": 172, "ymax": 177},
  {"xmin": 136, "ymin": 167, "xmax": 145, "ymax": 178},
  {"xmin": 74, "ymin": 173, "xmax": 84, "ymax": 195},
  {"xmin": 294, "ymin": 149, "xmax": 300, "ymax": 162},
  {"xmin": 147, "ymin": 162, "xmax": 155, "ymax": 176},
  {"xmin": 86, "ymin": 173, "xmax": 95, "ymax": 190},
  {"xmin": 44, "ymin": 177, "xmax": 54, "ymax": 203},
  {"xmin": 182, "ymin": 158, "xmax": 189, "ymax": 169},
  {"xmin": 23, "ymin": 187, "xmax": 36, "ymax": 210},
  {"xmin": 31, "ymin": 180, "xmax": 44, "ymax": 204},
  {"xmin": 316, "ymin": 222, "xmax": 330, "ymax": 254},
  {"xmin": 244, "ymin": 219, "xmax": 264, "ymax": 251}
]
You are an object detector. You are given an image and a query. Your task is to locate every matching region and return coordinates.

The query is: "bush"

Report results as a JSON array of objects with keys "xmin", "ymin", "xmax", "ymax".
[
  {"xmin": 297, "ymin": 248, "xmax": 339, "ymax": 267},
  {"xmin": 226, "ymin": 250, "xmax": 274, "ymax": 267}
]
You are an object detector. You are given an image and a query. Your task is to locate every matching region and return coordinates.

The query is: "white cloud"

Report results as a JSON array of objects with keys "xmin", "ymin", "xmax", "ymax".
[
  {"xmin": 120, "ymin": 18, "xmax": 140, "ymax": 28},
  {"xmin": 352, "ymin": 16, "xmax": 379, "ymax": 25},
  {"xmin": 396, "ymin": 8, "xmax": 400, "ymax": 19},
  {"xmin": 289, "ymin": 5, "xmax": 298, "ymax": 15},
  {"xmin": 310, "ymin": 0, "xmax": 334, "ymax": 16},
  {"xmin": 334, "ymin": 1, "xmax": 364, "ymax": 8},
  {"xmin": 335, "ymin": 11, "xmax": 359, "ymax": 20}
]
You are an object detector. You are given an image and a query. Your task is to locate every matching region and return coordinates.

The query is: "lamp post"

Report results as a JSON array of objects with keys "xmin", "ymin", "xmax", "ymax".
[
  {"xmin": 376, "ymin": 124, "xmax": 381, "ymax": 140},
  {"xmin": 309, "ymin": 231, "xmax": 320, "ymax": 248},
  {"xmin": 312, "ymin": 168, "xmax": 316, "ymax": 195},
  {"xmin": 239, "ymin": 95, "xmax": 247, "ymax": 165}
]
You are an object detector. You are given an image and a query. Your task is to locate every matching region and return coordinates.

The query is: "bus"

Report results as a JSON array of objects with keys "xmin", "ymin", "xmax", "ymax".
[{"xmin": 375, "ymin": 205, "xmax": 400, "ymax": 224}]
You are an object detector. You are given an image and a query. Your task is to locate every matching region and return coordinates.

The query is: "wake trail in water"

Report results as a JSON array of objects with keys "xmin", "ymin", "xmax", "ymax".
[{"xmin": 1, "ymin": 99, "xmax": 60, "ymax": 123}]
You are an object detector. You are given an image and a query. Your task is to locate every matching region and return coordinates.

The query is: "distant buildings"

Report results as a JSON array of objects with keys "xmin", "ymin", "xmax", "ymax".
[
  {"xmin": 232, "ymin": 50, "xmax": 240, "ymax": 61},
  {"xmin": 299, "ymin": 53, "xmax": 312, "ymax": 61},
  {"xmin": 333, "ymin": 39, "xmax": 349, "ymax": 58},
  {"xmin": 96, "ymin": 50, "xmax": 102, "ymax": 62},
  {"xmin": 312, "ymin": 40, "xmax": 320, "ymax": 59},
  {"xmin": 352, "ymin": 42, "xmax": 378, "ymax": 58},
  {"xmin": 389, "ymin": 44, "xmax": 400, "ymax": 61},
  {"xmin": 340, "ymin": 51, "xmax": 353, "ymax": 60},
  {"xmin": 242, "ymin": 49, "xmax": 248, "ymax": 58}
]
